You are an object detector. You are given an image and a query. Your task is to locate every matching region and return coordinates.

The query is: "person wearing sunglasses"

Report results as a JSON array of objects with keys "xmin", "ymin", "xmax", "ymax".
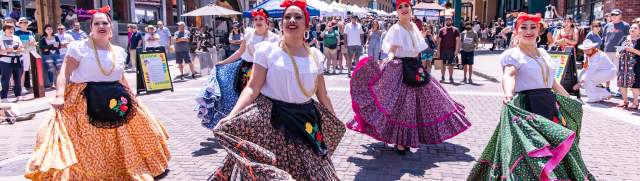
[
  {"xmin": 67, "ymin": 21, "xmax": 88, "ymax": 41},
  {"xmin": 349, "ymin": 0, "xmax": 470, "ymax": 155},
  {"xmin": 173, "ymin": 21, "xmax": 197, "ymax": 80},
  {"xmin": 55, "ymin": 24, "xmax": 74, "ymax": 63},
  {"xmin": 585, "ymin": 20, "xmax": 603, "ymax": 49},
  {"xmin": 602, "ymin": 9, "xmax": 630, "ymax": 95},
  {"xmin": 15, "ymin": 17, "xmax": 35, "ymax": 95}
]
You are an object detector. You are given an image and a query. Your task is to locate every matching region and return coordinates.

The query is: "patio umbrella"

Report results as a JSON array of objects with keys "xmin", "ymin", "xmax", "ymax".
[
  {"xmin": 242, "ymin": 0, "xmax": 320, "ymax": 18},
  {"xmin": 182, "ymin": 3, "xmax": 242, "ymax": 16}
]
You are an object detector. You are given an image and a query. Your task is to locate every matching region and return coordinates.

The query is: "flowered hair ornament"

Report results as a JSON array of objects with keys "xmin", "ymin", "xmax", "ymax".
[{"xmin": 280, "ymin": 0, "xmax": 309, "ymax": 26}]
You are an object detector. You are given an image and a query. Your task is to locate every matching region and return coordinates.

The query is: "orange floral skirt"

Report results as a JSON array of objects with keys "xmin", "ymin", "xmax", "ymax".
[{"xmin": 25, "ymin": 83, "xmax": 171, "ymax": 181}]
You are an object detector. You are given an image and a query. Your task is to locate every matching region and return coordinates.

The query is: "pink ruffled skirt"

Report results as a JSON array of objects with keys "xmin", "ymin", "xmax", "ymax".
[{"xmin": 347, "ymin": 57, "xmax": 471, "ymax": 148}]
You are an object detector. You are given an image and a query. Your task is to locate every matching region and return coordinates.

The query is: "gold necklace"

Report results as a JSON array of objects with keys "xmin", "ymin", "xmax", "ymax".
[
  {"xmin": 523, "ymin": 48, "xmax": 550, "ymax": 86},
  {"xmin": 281, "ymin": 41, "xmax": 318, "ymax": 97},
  {"xmin": 91, "ymin": 38, "xmax": 116, "ymax": 76}
]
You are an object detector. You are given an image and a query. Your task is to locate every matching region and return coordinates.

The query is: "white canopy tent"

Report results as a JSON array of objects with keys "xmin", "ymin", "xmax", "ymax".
[
  {"xmin": 307, "ymin": 0, "xmax": 336, "ymax": 17},
  {"xmin": 347, "ymin": 5, "xmax": 368, "ymax": 16},
  {"xmin": 330, "ymin": 2, "xmax": 348, "ymax": 18}
]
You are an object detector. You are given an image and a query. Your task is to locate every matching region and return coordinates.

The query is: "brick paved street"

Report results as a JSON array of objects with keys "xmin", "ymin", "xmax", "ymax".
[{"xmin": 1, "ymin": 53, "xmax": 639, "ymax": 181}]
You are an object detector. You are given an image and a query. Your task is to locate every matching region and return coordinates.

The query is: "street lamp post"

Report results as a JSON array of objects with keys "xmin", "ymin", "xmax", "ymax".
[{"xmin": 454, "ymin": 0, "xmax": 461, "ymax": 28}]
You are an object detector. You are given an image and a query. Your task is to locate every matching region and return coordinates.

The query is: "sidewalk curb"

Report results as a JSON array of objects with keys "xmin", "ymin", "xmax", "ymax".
[
  {"xmin": 6, "ymin": 100, "xmax": 51, "ymax": 116},
  {"xmin": 472, "ymin": 70, "xmax": 499, "ymax": 83}
]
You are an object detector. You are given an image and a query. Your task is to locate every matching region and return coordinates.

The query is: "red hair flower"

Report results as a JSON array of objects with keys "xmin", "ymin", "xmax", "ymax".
[
  {"xmin": 396, "ymin": 0, "xmax": 411, "ymax": 10},
  {"xmin": 87, "ymin": 6, "xmax": 111, "ymax": 15},
  {"xmin": 280, "ymin": 0, "xmax": 309, "ymax": 26},
  {"xmin": 251, "ymin": 9, "xmax": 268, "ymax": 21},
  {"xmin": 515, "ymin": 12, "xmax": 542, "ymax": 33}
]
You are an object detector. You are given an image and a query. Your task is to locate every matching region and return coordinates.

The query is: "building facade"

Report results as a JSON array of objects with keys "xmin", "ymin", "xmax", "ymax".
[{"xmin": 555, "ymin": 0, "xmax": 639, "ymax": 25}]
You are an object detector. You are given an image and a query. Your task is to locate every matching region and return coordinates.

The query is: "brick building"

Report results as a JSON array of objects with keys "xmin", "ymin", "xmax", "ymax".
[{"xmin": 554, "ymin": 0, "xmax": 640, "ymax": 24}]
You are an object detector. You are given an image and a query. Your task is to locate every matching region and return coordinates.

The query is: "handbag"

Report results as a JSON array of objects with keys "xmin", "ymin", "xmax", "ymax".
[
  {"xmin": 84, "ymin": 82, "xmax": 133, "ymax": 128},
  {"xmin": 401, "ymin": 57, "xmax": 430, "ymax": 87}
]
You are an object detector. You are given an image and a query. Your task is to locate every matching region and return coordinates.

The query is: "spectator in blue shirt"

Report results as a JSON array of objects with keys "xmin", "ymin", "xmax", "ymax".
[
  {"xmin": 127, "ymin": 24, "xmax": 143, "ymax": 72},
  {"xmin": 585, "ymin": 21, "xmax": 603, "ymax": 49},
  {"xmin": 15, "ymin": 17, "xmax": 35, "ymax": 93},
  {"xmin": 67, "ymin": 21, "xmax": 88, "ymax": 41}
]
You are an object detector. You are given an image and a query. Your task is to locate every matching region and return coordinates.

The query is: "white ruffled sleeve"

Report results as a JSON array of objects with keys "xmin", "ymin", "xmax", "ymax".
[
  {"xmin": 311, "ymin": 47, "xmax": 326, "ymax": 72},
  {"xmin": 500, "ymin": 49, "xmax": 521, "ymax": 70},
  {"xmin": 381, "ymin": 24, "xmax": 401, "ymax": 54},
  {"xmin": 413, "ymin": 24, "xmax": 429, "ymax": 52},
  {"xmin": 253, "ymin": 41, "xmax": 273, "ymax": 69},
  {"xmin": 65, "ymin": 40, "xmax": 85, "ymax": 61}
]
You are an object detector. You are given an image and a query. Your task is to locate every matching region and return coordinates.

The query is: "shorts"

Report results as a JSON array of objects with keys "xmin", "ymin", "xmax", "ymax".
[
  {"xmin": 421, "ymin": 51, "xmax": 434, "ymax": 63},
  {"xmin": 324, "ymin": 46, "xmax": 338, "ymax": 56},
  {"xmin": 176, "ymin": 52, "xmax": 191, "ymax": 64},
  {"xmin": 347, "ymin": 46, "xmax": 362, "ymax": 60},
  {"xmin": 440, "ymin": 51, "xmax": 457, "ymax": 65},
  {"xmin": 460, "ymin": 51, "xmax": 475, "ymax": 65}
]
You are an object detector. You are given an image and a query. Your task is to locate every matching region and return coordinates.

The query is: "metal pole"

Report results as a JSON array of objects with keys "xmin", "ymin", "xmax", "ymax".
[
  {"xmin": 162, "ymin": 0, "xmax": 167, "ymax": 23},
  {"xmin": 454, "ymin": 0, "xmax": 461, "ymax": 28},
  {"xmin": 20, "ymin": 0, "xmax": 26, "ymax": 18},
  {"xmin": 177, "ymin": 0, "xmax": 184, "ymax": 22}
]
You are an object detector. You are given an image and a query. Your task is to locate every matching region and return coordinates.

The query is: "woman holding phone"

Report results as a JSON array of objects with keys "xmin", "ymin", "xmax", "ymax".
[
  {"xmin": 0, "ymin": 24, "xmax": 24, "ymax": 102},
  {"xmin": 39, "ymin": 24, "xmax": 62, "ymax": 88}
]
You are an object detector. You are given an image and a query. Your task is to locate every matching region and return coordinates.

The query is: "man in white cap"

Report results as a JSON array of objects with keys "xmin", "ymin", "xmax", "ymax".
[
  {"xmin": 574, "ymin": 39, "xmax": 617, "ymax": 103},
  {"xmin": 173, "ymin": 21, "xmax": 197, "ymax": 79},
  {"xmin": 15, "ymin": 17, "xmax": 35, "ymax": 93},
  {"xmin": 602, "ymin": 9, "xmax": 629, "ymax": 95}
]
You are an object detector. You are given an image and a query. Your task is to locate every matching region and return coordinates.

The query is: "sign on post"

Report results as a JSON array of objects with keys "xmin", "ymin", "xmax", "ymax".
[
  {"xmin": 548, "ymin": 50, "xmax": 580, "ymax": 97},
  {"xmin": 138, "ymin": 51, "xmax": 174, "ymax": 94}
]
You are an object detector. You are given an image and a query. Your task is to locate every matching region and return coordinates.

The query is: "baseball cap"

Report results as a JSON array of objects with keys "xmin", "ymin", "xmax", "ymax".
[{"xmin": 611, "ymin": 9, "xmax": 622, "ymax": 15}]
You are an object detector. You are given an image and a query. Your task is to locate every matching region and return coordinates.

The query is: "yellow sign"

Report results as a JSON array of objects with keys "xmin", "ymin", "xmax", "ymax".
[
  {"xmin": 549, "ymin": 52, "xmax": 570, "ymax": 83},
  {"xmin": 139, "ymin": 52, "xmax": 173, "ymax": 91}
]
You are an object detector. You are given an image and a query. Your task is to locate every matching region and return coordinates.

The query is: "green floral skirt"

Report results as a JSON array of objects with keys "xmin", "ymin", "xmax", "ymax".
[{"xmin": 467, "ymin": 94, "xmax": 595, "ymax": 181}]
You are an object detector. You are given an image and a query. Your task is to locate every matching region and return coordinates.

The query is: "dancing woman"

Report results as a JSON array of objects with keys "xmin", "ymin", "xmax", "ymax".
[
  {"xmin": 211, "ymin": 0, "xmax": 345, "ymax": 180},
  {"xmin": 25, "ymin": 6, "xmax": 170, "ymax": 180},
  {"xmin": 348, "ymin": 0, "xmax": 471, "ymax": 155},
  {"xmin": 468, "ymin": 13, "xmax": 594, "ymax": 180},
  {"xmin": 196, "ymin": 8, "xmax": 280, "ymax": 129}
]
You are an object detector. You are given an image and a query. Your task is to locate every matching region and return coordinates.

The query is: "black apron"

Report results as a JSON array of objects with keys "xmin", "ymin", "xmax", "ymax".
[
  {"xmin": 519, "ymin": 88, "xmax": 559, "ymax": 121},
  {"xmin": 84, "ymin": 81, "xmax": 133, "ymax": 128},
  {"xmin": 400, "ymin": 57, "xmax": 430, "ymax": 87},
  {"xmin": 269, "ymin": 96, "xmax": 328, "ymax": 156}
]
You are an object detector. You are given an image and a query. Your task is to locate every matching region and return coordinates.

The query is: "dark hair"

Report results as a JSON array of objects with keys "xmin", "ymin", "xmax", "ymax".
[
  {"xmin": 256, "ymin": 8, "xmax": 270, "ymax": 18},
  {"xmin": 2, "ymin": 25, "xmax": 14, "ymax": 31},
  {"xmin": 43, "ymin": 24, "xmax": 54, "ymax": 37}
]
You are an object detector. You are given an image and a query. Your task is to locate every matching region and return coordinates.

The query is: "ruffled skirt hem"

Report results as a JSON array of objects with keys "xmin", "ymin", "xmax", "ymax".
[{"xmin": 348, "ymin": 57, "xmax": 471, "ymax": 147}]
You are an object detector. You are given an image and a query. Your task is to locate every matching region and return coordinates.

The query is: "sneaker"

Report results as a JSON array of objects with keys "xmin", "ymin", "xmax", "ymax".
[
  {"xmin": 1, "ymin": 98, "xmax": 9, "ymax": 103},
  {"xmin": 469, "ymin": 79, "xmax": 474, "ymax": 84},
  {"xmin": 462, "ymin": 78, "xmax": 467, "ymax": 83},
  {"xmin": 449, "ymin": 77, "xmax": 454, "ymax": 84},
  {"xmin": 192, "ymin": 75, "xmax": 197, "ymax": 79},
  {"xmin": 613, "ymin": 92, "xmax": 622, "ymax": 97},
  {"xmin": 16, "ymin": 96, "xmax": 26, "ymax": 102}
]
